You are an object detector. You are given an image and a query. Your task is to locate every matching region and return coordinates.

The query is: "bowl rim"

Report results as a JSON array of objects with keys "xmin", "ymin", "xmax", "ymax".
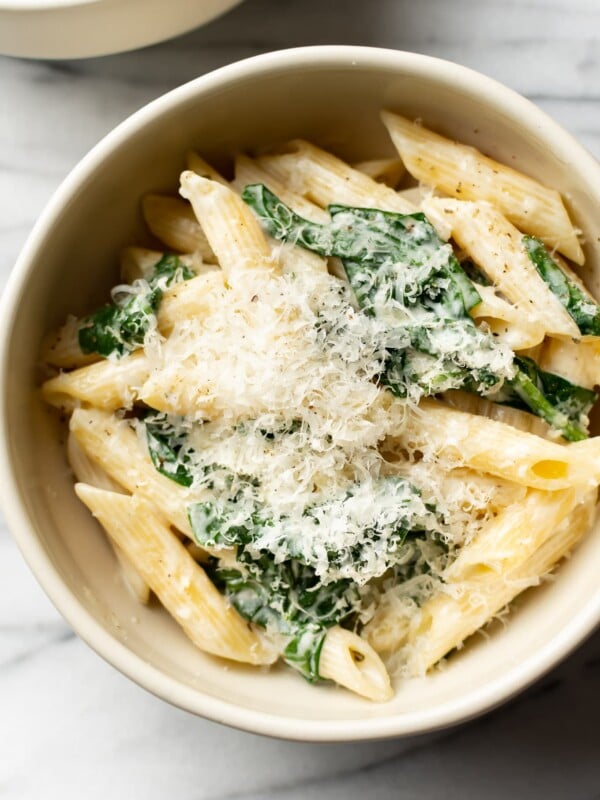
[
  {"xmin": 1, "ymin": 44, "xmax": 599, "ymax": 741},
  {"xmin": 0, "ymin": 0, "xmax": 245, "ymax": 59}
]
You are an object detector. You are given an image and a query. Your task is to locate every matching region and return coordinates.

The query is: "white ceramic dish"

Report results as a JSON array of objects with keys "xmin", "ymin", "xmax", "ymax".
[
  {"xmin": 2, "ymin": 46, "xmax": 599, "ymax": 741},
  {"xmin": 0, "ymin": 0, "xmax": 244, "ymax": 59}
]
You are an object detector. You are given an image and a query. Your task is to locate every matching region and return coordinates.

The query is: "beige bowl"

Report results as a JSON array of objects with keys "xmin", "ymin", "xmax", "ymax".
[
  {"xmin": 2, "ymin": 46, "xmax": 599, "ymax": 740},
  {"xmin": 0, "ymin": 0, "xmax": 244, "ymax": 59}
]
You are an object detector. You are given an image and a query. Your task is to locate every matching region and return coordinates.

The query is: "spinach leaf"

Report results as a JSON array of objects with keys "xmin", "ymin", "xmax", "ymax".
[
  {"xmin": 190, "ymin": 473, "xmax": 445, "ymax": 681},
  {"xmin": 242, "ymin": 184, "xmax": 594, "ymax": 440},
  {"xmin": 142, "ymin": 412, "xmax": 258, "ymax": 493},
  {"xmin": 242, "ymin": 183, "xmax": 501, "ymax": 400},
  {"xmin": 188, "ymin": 476, "xmax": 443, "ymax": 585},
  {"xmin": 523, "ymin": 236, "xmax": 600, "ymax": 336},
  {"xmin": 210, "ymin": 552, "xmax": 359, "ymax": 682},
  {"xmin": 500, "ymin": 356, "xmax": 596, "ymax": 442},
  {"xmin": 78, "ymin": 253, "xmax": 194, "ymax": 358},
  {"xmin": 144, "ymin": 412, "xmax": 194, "ymax": 487},
  {"xmin": 78, "ymin": 285, "xmax": 162, "ymax": 357}
]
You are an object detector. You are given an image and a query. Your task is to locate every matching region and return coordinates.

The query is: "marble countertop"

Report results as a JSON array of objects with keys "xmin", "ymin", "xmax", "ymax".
[{"xmin": 1, "ymin": 0, "xmax": 599, "ymax": 797}]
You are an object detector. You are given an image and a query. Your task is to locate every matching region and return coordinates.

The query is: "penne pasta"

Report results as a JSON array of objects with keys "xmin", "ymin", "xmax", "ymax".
[
  {"xmin": 538, "ymin": 336, "xmax": 600, "ymax": 390},
  {"xmin": 233, "ymin": 152, "xmax": 330, "ymax": 223},
  {"xmin": 70, "ymin": 407, "xmax": 199, "ymax": 538},
  {"xmin": 41, "ymin": 315, "xmax": 100, "ymax": 370},
  {"xmin": 179, "ymin": 171, "xmax": 276, "ymax": 276},
  {"xmin": 405, "ymin": 489, "xmax": 596, "ymax": 674},
  {"xmin": 469, "ymin": 285, "xmax": 546, "ymax": 351},
  {"xmin": 67, "ymin": 433, "xmax": 150, "ymax": 604},
  {"xmin": 233, "ymin": 154, "xmax": 328, "ymax": 274},
  {"xmin": 382, "ymin": 110, "xmax": 584, "ymax": 264},
  {"xmin": 41, "ymin": 351, "xmax": 151, "ymax": 411},
  {"xmin": 443, "ymin": 488, "xmax": 577, "ymax": 582},
  {"xmin": 142, "ymin": 194, "xmax": 216, "ymax": 262},
  {"xmin": 399, "ymin": 398, "xmax": 600, "ymax": 489},
  {"xmin": 351, "ymin": 157, "xmax": 405, "ymax": 188},
  {"xmin": 256, "ymin": 139, "xmax": 417, "ymax": 214},
  {"xmin": 422, "ymin": 196, "xmax": 579, "ymax": 338},
  {"xmin": 366, "ymin": 487, "xmax": 582, "ymax": 658},
  {"xmin": 185, "ymin": 151, "xmax": 229, "ymax": 185},
  {"xmin": 75, "ymin": 484, "xmax": 276, "ymax": 665},
  {"xmin": 442, "ymin": 390, "xmax": 553, "ymax": 438},
  {"xmin": 319, "ymin": 626, "xmax": 393, "ymax": 702},
  {"xmin": 158, "ymin": 271, "xmax": 225, "ymax": 335}
]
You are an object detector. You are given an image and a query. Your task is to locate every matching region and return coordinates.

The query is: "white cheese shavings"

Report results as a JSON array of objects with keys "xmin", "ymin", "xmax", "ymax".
[{"xmin": 138, "ymin": 267, "xmax": 507, "ymax": 591}]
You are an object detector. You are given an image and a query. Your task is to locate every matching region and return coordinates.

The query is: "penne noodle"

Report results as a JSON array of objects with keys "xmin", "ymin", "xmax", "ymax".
[
  {"xmin": 442, "ymin": 390, "xmax": 553, "ymax": 438},
  {"xmin": 233, "ymin": 152, "xmax": 329, "ymax": 223},
  {"xmin": 41, "ymin": 351, "xmax": 151, "ymax": 411},
  {"xmin": 399, "ymin": 398, "xmax": 600, "ymax": 490},
  {"xmin": 70, "ymin": 407, "xmax": 199, "ymax": 538},
  {"xmin": 158, "ymin": 271, "xmax": 225, "ymax": 335},
  {"xmin": 319, "ymin": 626, "xmax": 393, "ymax": 702},
  {"xmin": 367, "ymin": 487, "xmax": 581, "ymax": 658},
  {"xmin": 422, "ymin": 197, "xmax": 579, "ymax": 338},
  {"xmin": 142, "ymin": 194, "xmax": 216, "ymax": 262},
  {"xmin": 405, "ymin": 489, "xmax": 596, "ymax": 674},
  {"xmin": 382, "ymin": 110, "xmax": 584, "ymax": 264},
  {"xmin": 75, "ymin": 484, "xmax": 276, "ymax": 665},
  {"xmin": 256, "ymin": 139, "xmax": 417, "ymax": 214},
  {"xmin": 274, "ymin": 241, "xmax": 329, "ymax": 276},
  {"xmin": 67, "ymin": 433, "xmax": 150, "ymax": 604},
  {"xmin": 469, "ymin": 285, "xmax": 546, "ymax": 351},
  {"xmin": 233, "ymin": 154, "xmax": 328, "ymax": 274},
  {"xmin": 538, "ymin": 336, "xmax": 600, "ymax": 390},
  {"xmin": 179, "ymin": 171, "xmax": 276, "ymax": 277},
  {"xmin": 443, "ymin": 488, "xmax": 577, "ymax": 582},
  {"xmin": 41, "ymin": 315, "xmax": 100, "ymax": 370}
]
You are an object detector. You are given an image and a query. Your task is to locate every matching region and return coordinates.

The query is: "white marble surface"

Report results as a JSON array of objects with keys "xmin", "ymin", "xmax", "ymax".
[{"xmin": 1, "ymin": 0, "xmax": 600, "ymax": 796}]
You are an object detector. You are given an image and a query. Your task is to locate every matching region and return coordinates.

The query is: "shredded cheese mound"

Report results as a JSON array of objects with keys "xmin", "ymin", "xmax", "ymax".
[
  {"xmin": 138, "ymin": 268, "xmax": 500, "ymax": 589},
  {"xmin": 142, "ymin": 268, "xmax": 399, "ymax": 438}
]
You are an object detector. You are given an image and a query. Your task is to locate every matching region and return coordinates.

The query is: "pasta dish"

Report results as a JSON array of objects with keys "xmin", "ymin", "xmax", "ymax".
[{"xmin": 40, "ymin": 112, "xmax": 600, "ymax": 702}]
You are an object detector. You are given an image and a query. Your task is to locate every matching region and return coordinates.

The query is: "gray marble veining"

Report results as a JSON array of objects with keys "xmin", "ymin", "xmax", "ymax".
[{"xmin": 1, "ymin": 0, "xmax": 599, "ymax": 797}]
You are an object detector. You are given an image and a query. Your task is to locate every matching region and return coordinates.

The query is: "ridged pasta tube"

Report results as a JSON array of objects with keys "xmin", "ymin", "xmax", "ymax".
[
  {"xmin": 75, "ymin": 484, "xmax": 276, "ymax": 665},
  {"xmin": 382, "ymin": 110, "xmax": 584, "ymax": 264}
]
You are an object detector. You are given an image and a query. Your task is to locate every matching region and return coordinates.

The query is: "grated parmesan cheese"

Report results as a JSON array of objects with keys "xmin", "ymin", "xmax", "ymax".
[{"xmin": 136, "ymin": 267, "xmax": 504, "ymax": 595}]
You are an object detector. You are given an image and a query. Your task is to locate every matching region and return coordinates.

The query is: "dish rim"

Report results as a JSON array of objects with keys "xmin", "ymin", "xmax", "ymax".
[
  {"xmin": 1, "ymin": 45, "xmax": 599, "ymax": 741},
  {"xmin": 0, "ymin": 0, "xmax": 244, "ymax": 59}
]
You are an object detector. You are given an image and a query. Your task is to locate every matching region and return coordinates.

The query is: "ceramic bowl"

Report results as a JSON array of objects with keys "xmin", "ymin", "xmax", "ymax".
[
  {"xmin": 2, "ymin": 46, "xmax": 599, "ymax": 740},
  {"xmin": 0, "ymin": 0, "xmax": 244, "ymax": 59}
]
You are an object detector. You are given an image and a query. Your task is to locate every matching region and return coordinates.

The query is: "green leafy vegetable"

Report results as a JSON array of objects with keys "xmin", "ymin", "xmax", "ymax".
[
  {"xmin": 498, "ymin": 356, "xmax": 596, "ymax": 441},
  {"xmin": 144, "ymin": 412, "xmax": 194, "ymax": 487},
  {"xmin": 187, "ymin": 472, "xmax": 446, "ymax": 682},
  {"xmin": 523, "ymin": 236, "xmax": 600, "ymax": 336},
  {"xmin": 78, "ymin": 286, "xmax": 161, "ymax": 357},
  {"xmin": 210, "ymin": 553, "xmax": 358, "ymax": 681},
  {"xmin": 188, "ymin": 476, "xmax": 443, "ymax": 585},
  {"xmin": 144, "ymin": 411, "xmax": 447, "ymax": 681},
  {"xmin": 242, "ymin": 183, "xmax": 503, "ymax": 399},
  {"xmin": 242, "ymin": 184, "xmax": 594, "ymax": 440},
  {"xmin": 78, "ymin": 254, "xmax": 194, "ymax": 357}
]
